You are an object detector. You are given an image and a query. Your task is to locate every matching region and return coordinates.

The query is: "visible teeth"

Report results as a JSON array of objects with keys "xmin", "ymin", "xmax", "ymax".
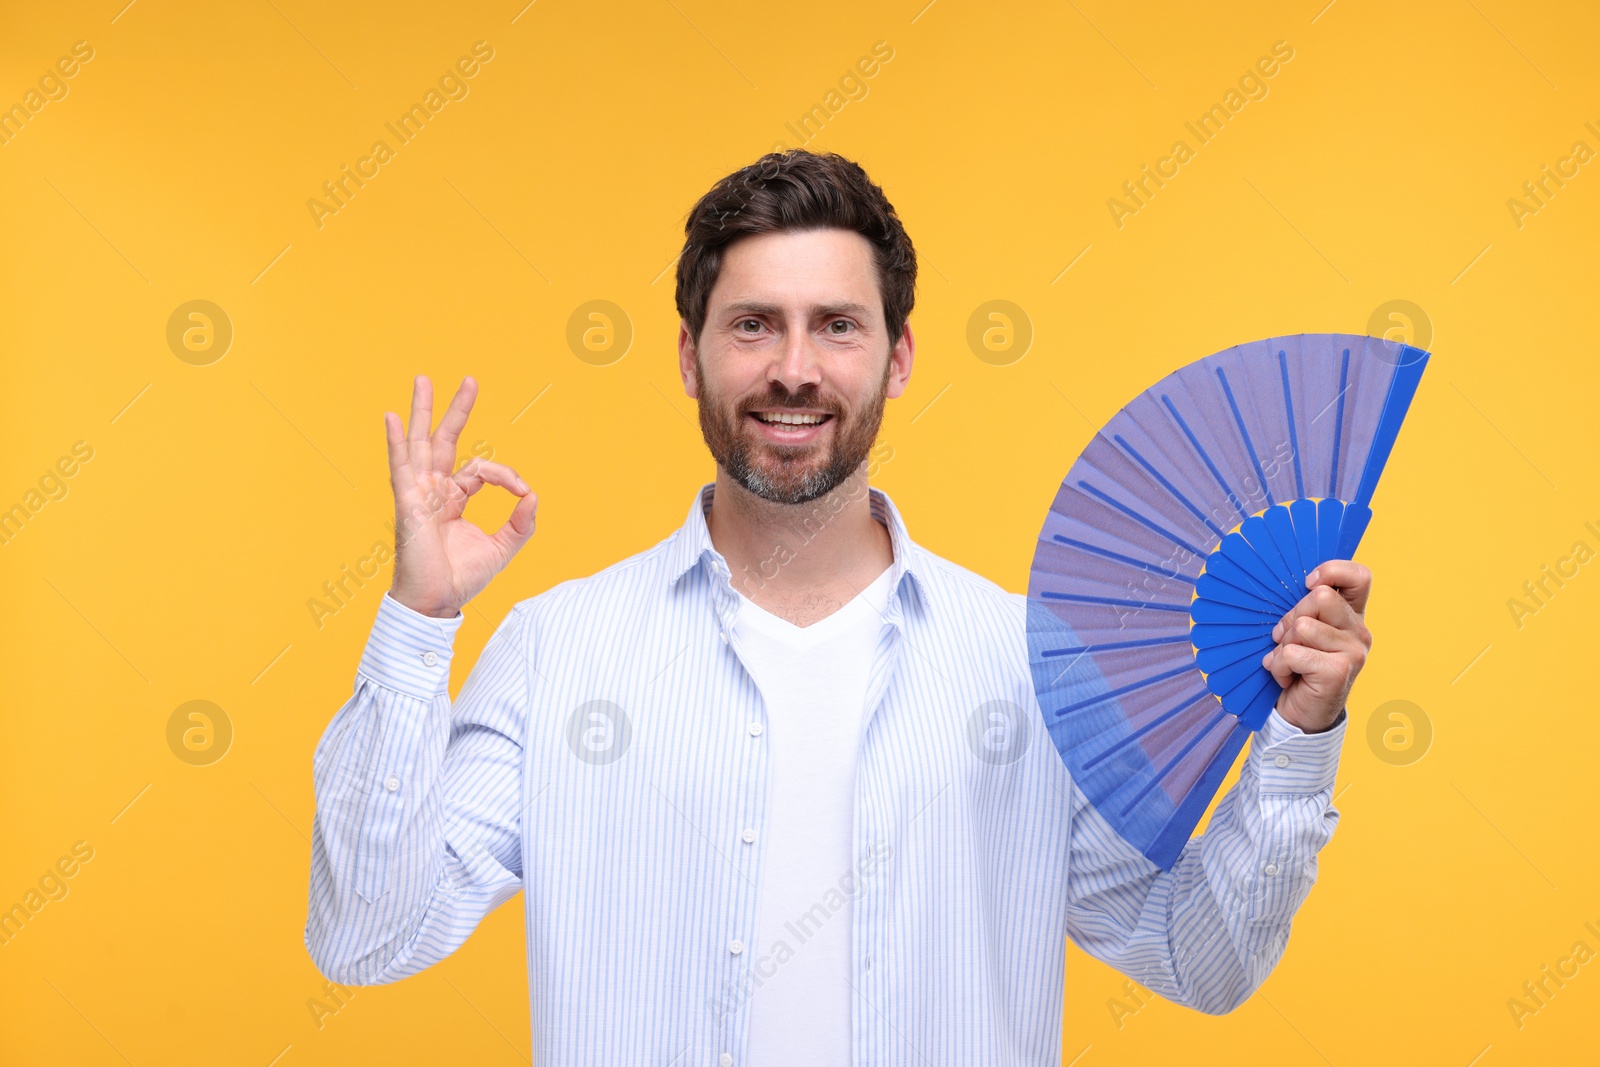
[{"xmin": 755, "ymin": 412, "xmax": 826, "ymax": 426}]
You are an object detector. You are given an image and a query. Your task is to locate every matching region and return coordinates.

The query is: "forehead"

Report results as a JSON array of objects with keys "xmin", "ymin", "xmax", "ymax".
[{"xmin": 708, "ymin": 228, "xmax": 880, "ymax": 315}]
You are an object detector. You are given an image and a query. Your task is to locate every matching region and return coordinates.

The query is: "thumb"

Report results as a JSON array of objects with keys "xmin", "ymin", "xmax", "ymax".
[{"xmin": 489, "ymin": 490, "xmax": 538, "ymax": 561}]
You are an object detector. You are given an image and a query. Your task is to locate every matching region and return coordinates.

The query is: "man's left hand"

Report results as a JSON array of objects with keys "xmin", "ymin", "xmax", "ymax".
[{"xmin": 1261, "ymin": 559, "xmax": 1373, "ymax": 734}]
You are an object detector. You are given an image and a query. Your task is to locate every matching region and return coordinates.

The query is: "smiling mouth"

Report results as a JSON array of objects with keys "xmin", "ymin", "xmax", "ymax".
[{"xmin": 748, "ymin": 410, "xmax": 833, "ymax": 428}]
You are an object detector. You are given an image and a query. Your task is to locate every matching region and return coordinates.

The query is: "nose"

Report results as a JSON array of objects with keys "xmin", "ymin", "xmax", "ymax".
[{"xmin": 767, "ymin": 326, "xmax": 824, "ymax": 397}]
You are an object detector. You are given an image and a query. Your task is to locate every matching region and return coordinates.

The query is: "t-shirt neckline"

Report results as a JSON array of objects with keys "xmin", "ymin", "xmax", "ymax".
[{"xmin": 734, "ymin": 563, "xmax": 896, "ymax": 643}]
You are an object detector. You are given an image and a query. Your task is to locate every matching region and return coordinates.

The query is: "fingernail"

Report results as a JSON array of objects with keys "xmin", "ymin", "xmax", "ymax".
[
  {"xmin": 1271, "ymin": 622, "xmax": 1282, "ymax": 641},
  {"xmin": 1306, "ymin": 569, "xmax": 1320, "ymax": 585}
]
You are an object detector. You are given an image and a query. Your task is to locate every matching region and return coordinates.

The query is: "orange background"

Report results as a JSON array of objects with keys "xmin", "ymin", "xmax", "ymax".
[{"xmin": 2, "ymin": 0, "xmax": 1596, "ymax": 1063}]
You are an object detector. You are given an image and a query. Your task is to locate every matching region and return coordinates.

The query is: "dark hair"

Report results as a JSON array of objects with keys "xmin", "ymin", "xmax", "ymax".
[{"xmin": 674, "ymin": 149, "xmax": 917, "ymax": 351}]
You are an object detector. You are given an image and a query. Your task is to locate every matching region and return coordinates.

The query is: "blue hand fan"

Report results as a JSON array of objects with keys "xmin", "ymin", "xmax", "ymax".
[{"xmin": 1027, "ymin": 332, "xmax": 1429, "ymax": 870}]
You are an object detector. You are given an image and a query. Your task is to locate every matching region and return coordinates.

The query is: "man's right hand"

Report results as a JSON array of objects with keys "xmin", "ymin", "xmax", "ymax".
[{"xmin": 385, "ymin": 374, "xmax": 538, "ymax": 619}]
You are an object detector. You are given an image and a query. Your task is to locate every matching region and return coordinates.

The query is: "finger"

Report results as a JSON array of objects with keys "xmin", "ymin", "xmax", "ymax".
[
  {"xmin": 1275, "ymin": 614, "xmax": 1361, "ymax": 656},
  {"xmin": 1304, "ymin": 558, "xmax": 1372, "ymax": 615},
  {"xmin": 384, "ymin": 411, "xmax": 413, "ymax": 499},
  {"xmin": 407, "ymin": 375, "xmax": 434, "ymax": 474},
  {"xmin": 1262, "ymin": 641, "xmax": 1331, "ymax": 689},
  {"xmin": 1272, "ymin": 584, "xmax": 1365, "ymax": 645},
  {"xmin": 489, "ymin": 488, "xmax": 539, "ymax": 561},
  {"xmin": 451, "ymin": 458, "xmax": 530, "ymax": 499},
  {"xmin": 431, "ymin": 376, "xmax": 479, "ymax": 476}
]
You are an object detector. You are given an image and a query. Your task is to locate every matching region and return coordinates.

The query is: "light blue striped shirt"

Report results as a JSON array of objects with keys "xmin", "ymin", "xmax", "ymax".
[{"xmin": 305, "ymin": 480, "xmax": 1346, "ymax": 1065}]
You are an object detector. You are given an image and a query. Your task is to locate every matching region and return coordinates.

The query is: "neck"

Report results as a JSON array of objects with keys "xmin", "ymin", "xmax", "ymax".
[{"xmin": 707, "ymin": 463, "xmax": 894, "ymax": 609}]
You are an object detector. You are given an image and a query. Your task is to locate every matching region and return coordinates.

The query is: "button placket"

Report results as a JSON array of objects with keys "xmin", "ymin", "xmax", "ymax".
[{"xmin": 717, "ymin": 598, "xmax": 763, "ymax": 1055}]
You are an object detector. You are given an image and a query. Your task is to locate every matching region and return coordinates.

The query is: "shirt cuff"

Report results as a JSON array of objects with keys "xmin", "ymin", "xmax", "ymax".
[
  {"xmin": 1249, "ymin": 704, "xmax": 1346, "ymax": 795},
  {"xmin": 356, "ymin": 591, "xmax": 466, "ymax": 699}
]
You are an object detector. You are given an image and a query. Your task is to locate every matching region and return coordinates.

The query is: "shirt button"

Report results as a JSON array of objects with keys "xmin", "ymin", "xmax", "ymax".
[
  {"xmin": 729, "ymin": 939, "xmax": 744, "ymax": 955},
  {"xmin": 741, "ymin": 829, "xmax": 757, "ymax": 844},
  {"xmin": 747, "ymin": 723, "xmax": 763, "ymax": 737},
  {"xmin": 720, "ymin": 1055, "xmax": 733, "ymax": 1067},
  {"xmin": 1263, "ymin": 862, "xmax": 1280, "ymax": 876},
  {"xmin": 422, "ymin": 651, "xmax": 439, "ymax": 667},
  {"xmin": 1274, "ymin": 754, "xmax": 1291, "ymax": 768},
  {"xmin": 384, "ymin": 775, "xmax": 400, "ymax": 792}
]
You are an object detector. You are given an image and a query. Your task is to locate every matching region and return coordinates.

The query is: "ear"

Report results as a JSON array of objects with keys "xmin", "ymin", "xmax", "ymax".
[
  {"xmin": 885, "ymin": 321, "xmax": 915, "ymax": 400},
  {"xmin": 678, "ymin": 320, "xmax": 699, "ymax": 399}
]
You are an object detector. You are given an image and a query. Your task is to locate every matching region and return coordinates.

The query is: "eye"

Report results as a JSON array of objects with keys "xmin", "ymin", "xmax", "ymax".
[
  {"xmin": 826, "ymin": 319, "xmax": 854, "ymax": 334},
  {"xmin": 736, "ymin": 318, "xmax": 763, "ymax": 333}
]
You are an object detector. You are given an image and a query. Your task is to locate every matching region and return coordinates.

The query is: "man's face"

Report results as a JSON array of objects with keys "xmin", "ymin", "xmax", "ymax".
[{"xmin": 678, "ymin": 227, "xmax": 913, "ymax": 506}]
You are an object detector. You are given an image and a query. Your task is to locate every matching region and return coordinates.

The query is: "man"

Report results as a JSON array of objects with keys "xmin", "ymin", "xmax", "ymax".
[{"xmin": 305, "ymin": 149, "xmax": 1369, "ymax": 1065}]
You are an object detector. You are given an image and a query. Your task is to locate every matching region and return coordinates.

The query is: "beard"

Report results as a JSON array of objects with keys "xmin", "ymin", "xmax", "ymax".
[{"xmin": 694, "ymin": 352, "xmax": 891, "ymax": 506}]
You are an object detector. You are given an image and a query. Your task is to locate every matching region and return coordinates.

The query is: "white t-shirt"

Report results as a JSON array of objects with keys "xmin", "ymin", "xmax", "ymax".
[{"xmin": 734, "ymin": 562, "xmax": 897, "ymax": 1067}]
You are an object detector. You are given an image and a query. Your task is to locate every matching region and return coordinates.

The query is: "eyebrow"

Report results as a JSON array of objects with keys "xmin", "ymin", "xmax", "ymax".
[{"xmin": 722, "ymin": 300, "xmax": 873, "ymax": 319}]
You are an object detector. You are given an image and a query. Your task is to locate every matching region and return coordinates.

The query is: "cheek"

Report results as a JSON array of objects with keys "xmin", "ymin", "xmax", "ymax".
[{"xmin": 705, "ymin": 377, "xmax": 756, "ymax": 419}]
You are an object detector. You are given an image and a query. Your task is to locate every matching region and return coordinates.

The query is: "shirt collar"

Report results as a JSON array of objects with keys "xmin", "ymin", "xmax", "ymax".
[{"xmin": 666, "ymin": 479, "xmax": 927, "ymax": 617}]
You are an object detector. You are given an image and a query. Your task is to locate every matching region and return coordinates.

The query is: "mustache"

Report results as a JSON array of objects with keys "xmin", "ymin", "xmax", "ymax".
[{"xmin": 740, "ymin": 392, "xmax": 840, "ymax": 413}]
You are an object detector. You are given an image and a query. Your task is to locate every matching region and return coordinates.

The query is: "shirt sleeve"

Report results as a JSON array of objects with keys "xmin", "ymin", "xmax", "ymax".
[
  {"xmin": 1063, "ymin": 703, "xmax": 1346, "ymax": 1014},
  {"xmin": 304, "ymin": 590, "xmax": 533, "ymax": 986}
]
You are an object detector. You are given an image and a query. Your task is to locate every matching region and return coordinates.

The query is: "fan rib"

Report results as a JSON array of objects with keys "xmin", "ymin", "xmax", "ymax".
[
  {"xmin": 1218, "ymin": 534, "xmax": 1295, "ymax": 602},
  {"xmin": 1290, "ymin": 498, "xmax": 1319, "ymax": 575},
  {"xmin": 1194, "ymin": 574, "xmax": 1272, "ymax": 612},
  {"xmin": 1238, "ymin": 671, "xmax": 1281, "ymax": 729},
  {"xmin": 1240, "ymin": 517, "xmax": 1299, "ymax": 597},
  {"xmin": 1206, "ymin": 648, "xmax": 1273, "ymax": 698},
  {"xmin": 1326, "ymin": 348, "xmax": 1351, "ymax": 496},
  {"xmin": 1042, "ymin": 634, "xmax": 1193, "ymax": 657},
  {"xmin": 1083, "ymin": 686, "xmax": 1215, "ymax": 771},
  {"xmin": 1217, "ymin": 660, "xmax": 1276, "ymax": 714},
  {"xmin": 1195, "ymin": 633, "xmax": 1274, "ymax": 674},
  {"xmin": 1277, "ymin": 350, "xmax": 1306, "ymax": 499},
  {"xmin": 1191, "ymin": 599, "xmax": 1280, "ymax": 624},
  {"xmin": 1158, "ymin": 395, "xmax": 1249, "ymax": 523},
  {"xmin": 1075, "ymin": 480, "xmax": 1204, "ymax": 558},
  {"xmin": 1189, "ymin": 622, "xmax": 1272, "ymax": 650},
  {"xmin": 1049, "ymin": 533, "xmax": 1195, "ymax": 585},
  {"xmin": 1039, "ymin": 591, "xmax": 1189, "ymax": 612},
  {"xmin": 1116, "ymin": 705, "xmax": 1230, "ymax": 817},
  {"xmin": 1316, "ymin": 497, "xmax": 1345, "ymax": 564},
  {"xmin": 1264, "ymin": 505, "xmax": 1306, "ymax": 586},
  {"xmin": 1111, "ymin": 434, "xmax": 1229, "ymax": 540},
  {"xmin": 1216, "ymin": 368, "xmax": 1273, "ymax": 511},
  {"xmin": 1054, "ymin": 662, "xmax": 1193, "ymax": 717},
  {"xmin": 1204, "ymin": 551, "xmax": 1296, "ymax": 609}
]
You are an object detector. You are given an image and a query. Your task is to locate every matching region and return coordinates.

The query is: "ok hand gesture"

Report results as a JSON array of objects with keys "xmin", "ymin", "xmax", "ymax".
[{"xmin": 385, "ymin": 375, "xmax": 537, "ymax": 619}]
